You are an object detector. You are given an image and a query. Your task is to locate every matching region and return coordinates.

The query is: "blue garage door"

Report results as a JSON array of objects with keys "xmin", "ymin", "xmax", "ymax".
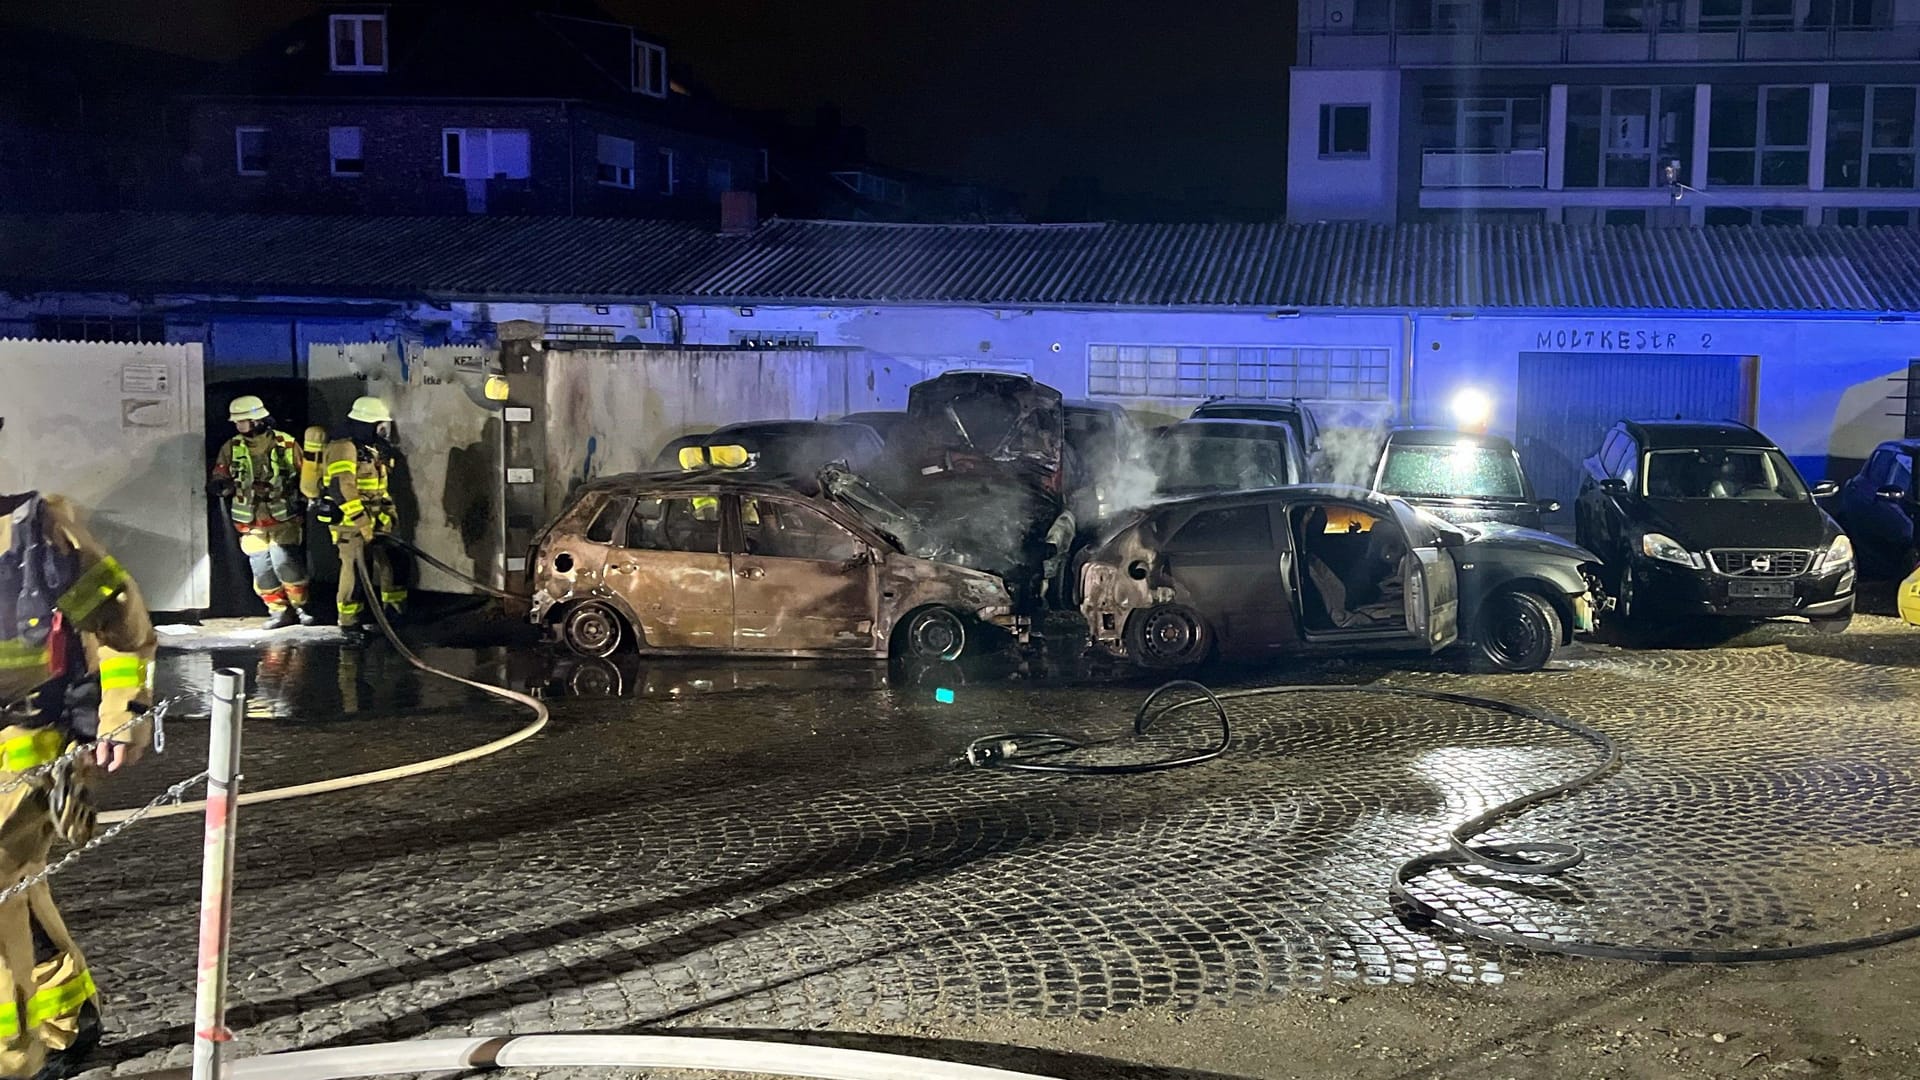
[{"xmin": 1516, "ymin": 352, "xmax": 1746, "ymax": 525}]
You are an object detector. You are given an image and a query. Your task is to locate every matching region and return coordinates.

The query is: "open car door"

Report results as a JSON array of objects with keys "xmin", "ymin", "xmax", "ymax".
[{"xmin": 1390, "ymin": 500, "xmax": 1459, "ymax": 652}]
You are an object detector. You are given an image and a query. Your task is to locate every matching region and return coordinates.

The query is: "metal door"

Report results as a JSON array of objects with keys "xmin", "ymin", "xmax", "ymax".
[{"xmin": 1516, "ymin": 351, "xmax": 1744, "ymax": 527}]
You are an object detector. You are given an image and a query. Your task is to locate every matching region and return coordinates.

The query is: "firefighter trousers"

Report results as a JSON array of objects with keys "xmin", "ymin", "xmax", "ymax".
[
  {"xmin": 0, "ymin": 730, "xmax": 99, "ymax": 1078},
  {"xmin": 239, "ymin": 525, "xmax": 309, "ymax": 612},
  {"xmin": 335, "ymin": 533, "xmax": 405, "ymax": 626}
]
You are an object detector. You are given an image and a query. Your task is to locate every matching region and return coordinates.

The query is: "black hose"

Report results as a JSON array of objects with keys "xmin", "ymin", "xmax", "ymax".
[
  {"xmin": 964, "ymin": 680, "xmax": 1230, "ymax": 775},
  {"xmin": 374, "ymin": 535, "xmax": 527, "ymax": 601},
  {"xmin": 972, "ymin": 679, "xmax": 1920, "ymax": 964}
]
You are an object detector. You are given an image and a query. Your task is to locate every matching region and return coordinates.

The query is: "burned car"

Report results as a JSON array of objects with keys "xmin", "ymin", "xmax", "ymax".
[
  {"xmin": 1371, "ymin": 426, "xmax": 1559, "ymax": 529},
  {"xmin": 529, "ymin": 473, "xmax": 1027, "ymax": 661},
  {"xmin": 1149, "ymin": 418, "xmax": 1305, "ymax": 497},
  {"xmin": 1080, "ymin": 486, "xmax": 1598, "ymax": 672}
]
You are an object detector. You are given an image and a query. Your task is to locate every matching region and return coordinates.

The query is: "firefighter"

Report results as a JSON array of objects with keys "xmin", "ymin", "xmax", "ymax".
[
  {"xmin": 322, "ymin": 397, "xmax": 406, "ymax": 638},
  {"xmin": 209, "ymin": 396, "xmax": 313, "ymax": 630},
  {"xmin": 0, "ymin": 453, "xmax": 154, "ymax": 1079}
]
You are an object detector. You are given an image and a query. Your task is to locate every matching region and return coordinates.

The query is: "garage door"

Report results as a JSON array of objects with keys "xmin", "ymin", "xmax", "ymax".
[{"xmin": 1516, "ymin": 352, "xmax": 1747, "ymax": 524}]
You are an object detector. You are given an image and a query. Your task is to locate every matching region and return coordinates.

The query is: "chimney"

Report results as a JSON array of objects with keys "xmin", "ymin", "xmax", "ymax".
[{"xmin": 721, "ymin": 190, "xmax": 759, "ymax": 235}]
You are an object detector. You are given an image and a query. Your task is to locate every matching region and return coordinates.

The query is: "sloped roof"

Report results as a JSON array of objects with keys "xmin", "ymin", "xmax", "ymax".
[{"xmin": 3, "ymin": 213, "xmax": 1920, "ymax": 313}]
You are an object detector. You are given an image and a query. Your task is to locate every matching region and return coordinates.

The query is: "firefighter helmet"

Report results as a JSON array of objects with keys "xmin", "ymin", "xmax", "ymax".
[
  {"xmin": 348, "ymin": 396, "xmax": 393, "ymax": 423},
  {"xmin": 228, "ymin": 395, "xmax": 270, "ymax": 423}
]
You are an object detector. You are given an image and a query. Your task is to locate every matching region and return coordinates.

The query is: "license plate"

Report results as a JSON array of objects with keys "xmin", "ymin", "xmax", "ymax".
[{"xmin": 1729, "ymin": 580, "xmax": 1794, "ymax": 598}]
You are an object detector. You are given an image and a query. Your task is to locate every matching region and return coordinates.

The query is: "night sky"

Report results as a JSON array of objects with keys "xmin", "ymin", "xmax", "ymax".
[{"xmin": 0, "ymin": 0, "xmax": 1295, "ymax": 220}]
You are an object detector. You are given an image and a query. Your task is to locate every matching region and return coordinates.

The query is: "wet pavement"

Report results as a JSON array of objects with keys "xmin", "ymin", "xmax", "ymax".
[{"xmin": 50, "ymin": 613, "xmax": 1920, "ymax": 1076}]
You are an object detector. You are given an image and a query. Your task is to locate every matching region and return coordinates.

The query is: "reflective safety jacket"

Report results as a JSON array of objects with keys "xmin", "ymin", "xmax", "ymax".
[
  {"xmin": 213, "ymin": 430, "xmax": 301, "ymax": 530},
  {"xmin": 322, "ymin": 436, "xmax": 399, "ymax": 536},
  {"xmin": 0, "ymin": 493, "xmax": 155, "ymax": 752}
]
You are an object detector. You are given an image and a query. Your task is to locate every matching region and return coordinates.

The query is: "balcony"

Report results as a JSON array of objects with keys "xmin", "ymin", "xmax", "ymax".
[
  {"xmin": 1422, "ymin": 149, "xmax": 1547, "ymax": 189},
  {"xmin": 1306, "ymin": 22, "xmax": 1920, "ymax": 67}
]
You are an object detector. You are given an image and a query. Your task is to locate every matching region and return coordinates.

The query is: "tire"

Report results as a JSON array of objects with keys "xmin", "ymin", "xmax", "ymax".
[
  {"xmin": 1125, "ymin": 604, "xmax": 1213, "ymax": 670},
  {"xmin": 900, "ymin": 606, "xmax": 969, "ymax": 661},
  {"xmin": 561, "ymin": 601, "xmax": 626, "ymax": 658},
  {"xmin": 1474, "ymin": 590, "xmax": 1562, "ymax": 673}
]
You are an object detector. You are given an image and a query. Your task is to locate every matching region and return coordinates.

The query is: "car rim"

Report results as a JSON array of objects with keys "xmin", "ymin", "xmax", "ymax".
[
  {"xmin": 1486, "ymin": 596, "xmax": 1547, "ymax": 667},
  {"xmin": 566, "ymin": 606, "xmax": 619, "ymax": 656},
  {"xmin": 1141, "ymin": 608, "xmax": 1203, "ymax": 664},
  {"xmin": 909, "ymin": 609, "xmax": 966, "ymax": 661}
]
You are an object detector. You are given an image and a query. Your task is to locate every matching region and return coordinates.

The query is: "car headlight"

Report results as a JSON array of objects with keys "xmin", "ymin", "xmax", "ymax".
[
  {"xmin": 1640, "ymin": 532, "xmax": 1702, "ymax": 569},
  {"xmin": 1815, "ymin": 534, "xmax": 1854, "ymax": 573}
]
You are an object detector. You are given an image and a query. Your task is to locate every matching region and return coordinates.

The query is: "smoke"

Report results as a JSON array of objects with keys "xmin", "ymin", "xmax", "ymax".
[{"xmin": 1318, "ymin": 422, "xmax": 1391, "ymax": 488}]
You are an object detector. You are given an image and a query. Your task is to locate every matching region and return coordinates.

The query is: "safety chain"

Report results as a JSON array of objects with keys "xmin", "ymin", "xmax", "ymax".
[
  {"xmin": 0, "ymin": 767, "xmax": 209, "ymax": 906},
  {"xmin": 0, "ymin": 698, "xmax": 173, "ymax": 801}
]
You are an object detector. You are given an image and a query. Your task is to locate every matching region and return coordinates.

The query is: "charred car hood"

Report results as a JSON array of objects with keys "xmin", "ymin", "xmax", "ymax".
[
  {"xmin": 1463, "ymin": 523, "xmax": 1598, "ymax": 564},
  {"xmin": 1640, "ymin": 499, "xmax": 1834, "ymax": 551}
]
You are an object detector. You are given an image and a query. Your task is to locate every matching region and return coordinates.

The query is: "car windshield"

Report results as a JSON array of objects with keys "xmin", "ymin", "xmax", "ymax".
[
  {"xmin": 1644, "ymin": 448, "xmax": 1808, "ymax": 501},
  {"xmin": 1377, "ymin": 442, "xmax": 1527, "ymax": 501},
  {"xmin": 1153, "ymin": 434, "xmax": 1292, "ymax": 494}
]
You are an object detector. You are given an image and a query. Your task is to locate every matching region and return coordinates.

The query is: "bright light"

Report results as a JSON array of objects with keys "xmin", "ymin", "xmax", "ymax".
[
  {"xmin": 934, "ymin": 687, "xmax": 956, "ymax": 704},
  {"xmin": 1450, "ymin": 388, "xmax": 1493, "ymax": 430}
]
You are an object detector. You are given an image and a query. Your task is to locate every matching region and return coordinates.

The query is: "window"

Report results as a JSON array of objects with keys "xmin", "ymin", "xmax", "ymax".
[
  {"xmin": 1479, "ymin": 0, "xmax": 1556, "ymax": 30},
  {"xmin": 741, "ymin": 499, "xmax": 861, "ymax": 562},
  {"xmin": 623, "ymin": 497, "xmax": 720, "ymax": 554},
  {"xmin": 1378, "ymin": 443, "xmax": 1527, "ymax": 500},
  {"xmin": 1421, "ymin": 93, "xmax": 1546, "ymax": 152},
  {"xmin": 585, "ymin": 497, "xmax": 632, "ymax": 544},
  {"xmin": 328, "ymin": 126, "xmax": 364, "ymax": 176},
  {"xmin": 1573, "ymin": 86, "xmax": 1692, "ymax": 189},
  {"xmin": 1705, "ymin": 206, "xmax": 1805, "ymax": 225},
  {"xmin": 595, "ymin": 134, "xmax": 635, "ymax": 188},
  {"xmin": 1599, "ymin": 432, "xmax": 1629, "ymax": 478},
  {"xmin": 329, "ymin": 14, "xmax": 387, "ymax": 72},
  {"xmin": 659, "ymin": 148, "xmax": 678, "ymax": 195},
  {"xmin": 1807, "ymin": 0, "xmax": 1887, "ymax": 27},
  {"xmin": 1707, "ymin": 86, "xmax": 1810, "ymax": 187},
  {"xmin": 1603, "ymin": 0, "xmax": 1684, "ymax": 29},
  {"xmin": 1823, "ymin": 207, "xmax": 1920, "ymax": 226},
  {"xmin": 832, "ymin": 171, "xmax": 909, "ymax": 203},
  {"xmin": 1165, "ymin": 506, "xmax": 1274, "ymax": 553},
  {"xmin": 1700, "ymin": 0, "xmax": 1794, "ymax": 30},
  {"xmin": 234, "ymin": 127, "xmax": 267, "ymax": 175},
  {"xmin": 707, "ymin": 159, "xmax": 733, "ymax": 197},
  {"xmin": 729, "ymin": 330, "xmax": 818, "ymax": 348},
  {"xmin": 442, "ymin": 128, "xmax": 530, "ymax": 179},
  {"xmin": 1086, "ymin": 345, "xmax": 1390, "ymax": 402},
  {"xmin": 1826, "ymin": 86, "xmax": 1917, "ymax": 190},
  {"xmin": 632, "ymin": 38, "xmax": 667, "ymax": 97},
  {"xmin": 1319, "ymin": 104, "xmax": 1371, "ymax": 158},
  {"xmin": 32, "ymin": 315, "xmax": 166, "ymax": 343},
  {"xmin": 1603, "ymin": 209, "xmax": 1647, "ymax": 225},
  {"xmin": 1644, "ymin": 449, "xmax": 1808, "ymax": 500}
]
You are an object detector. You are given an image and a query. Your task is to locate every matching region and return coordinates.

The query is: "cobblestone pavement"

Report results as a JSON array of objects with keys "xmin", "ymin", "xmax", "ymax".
[{"xmin": 52, "ymin": 615, "xmax": 1920, "ymax": 1076}]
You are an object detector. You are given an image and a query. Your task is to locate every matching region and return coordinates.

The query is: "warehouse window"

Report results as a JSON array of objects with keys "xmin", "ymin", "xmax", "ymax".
[
  {"xmin": 234, "ymin": 127, "xmax": 268, "ymax": 175},
  {"xmin": 33, "ymin": 315, "xmax": 168, "ymax": 343},
  {"xmin": 329, "ymin": 126, "xmax": 364, "ymax": 176},
  {"xmin": 1087, "ymin": 345, "xmax": 1390, "ymax": 402},
  {"xmin": 1318, "ymin": 104, "xmax": 1371, "ymax": 158},
  {"xmin": 329, "ymin": 13, "xmax": 387, "ymax": 72},
  {"xmin": 596, "ymin": 134, "xmax": 635, "ymax": 188},
  {"xmin": 443, "ymin": 128, "xmax": 530, "ymax": 179}
]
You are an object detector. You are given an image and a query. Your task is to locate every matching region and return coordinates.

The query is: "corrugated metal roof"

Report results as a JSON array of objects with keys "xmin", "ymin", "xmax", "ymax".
[{"xmin": 4, "ymin": 213, "xmax": 1920, "ymax": 312}]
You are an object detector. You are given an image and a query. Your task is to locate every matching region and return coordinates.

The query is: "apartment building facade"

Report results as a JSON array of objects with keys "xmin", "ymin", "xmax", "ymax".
[{"xmin": 1290, "ymin": 0, "xmax": 1920, "ymax": 225}]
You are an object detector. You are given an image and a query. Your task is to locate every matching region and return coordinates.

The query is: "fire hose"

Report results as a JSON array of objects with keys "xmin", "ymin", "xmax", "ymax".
[
  {"xmin": 967, "ymin": 681, "xmax": 1920, "ymax": 964},
  {"xmin": 101, "ymin": 547, "xmax": 547, "ymax": 823}
]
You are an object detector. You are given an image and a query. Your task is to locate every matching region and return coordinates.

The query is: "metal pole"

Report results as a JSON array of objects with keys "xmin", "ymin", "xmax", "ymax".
[{"xmin": 191, "ymin": 668, "xmax": 246, "ymax": 1080}]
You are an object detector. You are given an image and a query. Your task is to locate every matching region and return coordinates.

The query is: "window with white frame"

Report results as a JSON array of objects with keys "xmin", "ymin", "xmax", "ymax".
[
  {"xmin": 832, "ymin": 171, "xmax": 907, "ymax": 203},
  {"xmin": 632, "ymin": 38, "xmax": 667, "ymax": 97},
  {"xmin": 707, "ymin": 159, "xmax": 733, "ymax": 196},
  {"xmin": 596, "ymin": 134, "xmax": 635, "ymax": 188},
  {"xmin": 1826, "ymin": 86, "xmax": 1918, "ymax": 189},
  {"xmin": 1086, "ymin": 345, "xmax": 1390, "ymax": 402},
  {"xmin": 658, "ymin": 148, "xmax": 678, "ymax": 194},
  {"xmin": 328, "ymin": 126, "xmax": 364, "ymax": 176},
  {"xmin": 1318, "ymin": 104, "xmax": 1370, "ymax": 158},
  {"xmin": 329, "ymin": 14, "xmax": 387, "ymax": 72},
  {"xmin": 234, "ymin": 127, "xmax": 268, "ymax": 175},
  {"xmin": 1706, "ymin": 85, "xmax": 1810, "ymax": 187},
  {"xmin": 442, "ymin": 128, "xmax": 530, "ymax": 179}
]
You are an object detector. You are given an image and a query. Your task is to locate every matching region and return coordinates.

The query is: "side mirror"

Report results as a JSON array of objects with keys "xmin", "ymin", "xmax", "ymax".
[
  {"xmin": 1537, "ymin": 498, "xmax": 1562, "ymax": 514},
  {"xmin": 1599, "ymin": 478, "xmax": 1628, "ymax": 494},
  {"xmin": 1877, "ymin": 485, "xmax": 1908, "ymax": 501},
  {"xmin": 1812, "ymin": 480, "xmax": 1839, "ymax": 497}
]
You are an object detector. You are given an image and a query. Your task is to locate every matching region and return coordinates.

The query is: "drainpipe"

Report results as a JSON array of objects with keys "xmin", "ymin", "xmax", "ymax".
[
  {"xmin": 656, "ymin": 303, "xmax": 685, "ymax": 345},
  {"xmin": 1400, "ymin": 312, "xmax": 1416, "ymax": 423},
  {"xmin": 564, "ymin": 102, "xmax": 576, "ymax": 216}
]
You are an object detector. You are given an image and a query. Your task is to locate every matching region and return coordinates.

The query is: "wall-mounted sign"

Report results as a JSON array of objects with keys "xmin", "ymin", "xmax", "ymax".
[
  {"xmin": 1531, "ymin": 327, "xmax": 1722, "ymax": 352},
  {"xmin": 120, "ymin": 363, "xmax": 169, "ymax": 394}
]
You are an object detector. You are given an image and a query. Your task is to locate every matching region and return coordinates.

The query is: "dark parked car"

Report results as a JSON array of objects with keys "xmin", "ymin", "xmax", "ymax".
[
  {"xmin": 1836, "ymin": 438, "xmax": 1920, "ymax": 575},
  {"xmin": 1575, "ymin": 420, "xmax": 1854, "ymax": 631},
  {"xmin": 1079, "ymin": 486, "xmax": 1597, "ymax": 673},
  {"xmin": 1065, "ymin": 400, "xmax": 1148, "ymax": 525},
  {"xmin": 1149, "ymin": 419, "xmax": 1305, "ymax": 497},
  {"xmin": 529, "ymin": 473, "xmax": 1027, "ymax": 661},
  {"xmin": 838, "ymin": 410, "xmax": 913, "ymax": 444},
  {"xmin": 1371, "ymin": 426, "xmax": 1559, "ymax": 529},
  {"xmin": 1190, "ymin": 396, "xmax": 1323, "ymax": 472},
  {"xmin": 654, "ymin": 420, "xmax": 886, "ymax": 476}
]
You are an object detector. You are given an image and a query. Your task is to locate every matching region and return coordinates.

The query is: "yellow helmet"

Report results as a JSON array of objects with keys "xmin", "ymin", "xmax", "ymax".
[
  {"xmin": 228, "ymin": 395, "xmax": 270, "ymax": 422},
  {"xmin": 348, "ymin": 396, "xmax": 393, "ymax": 423}
]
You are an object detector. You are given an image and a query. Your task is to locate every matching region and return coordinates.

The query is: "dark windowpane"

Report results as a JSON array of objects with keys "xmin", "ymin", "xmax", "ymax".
[
  {"xmin": 1873, "ymin": 87, "xmax": 1916, "ymax": 149},
  {"xmin": 1765, "ymin": 87, "xmax": 1810, "ymax": 147},
  {"xmin": 361, "ymin": 18, "xmax": 385, "ymax": 66},
  {"xmin": 1828, "ymin": 86, "xmax": 1867, "ymax": 187},
  {"xmin": 1868, "ymin": 153, "xmax": 1916, "ymax": 187},
  {"xmin": 585, "ymin": 498, "xmax": 631, "ymax": 544},
  {"xmin": 1605, "ymin": 209, "xmax": 1648, "ymax": 225},
  {"xmin": 1709, "ymin": 87, "xmax": 1757, "ymax": 148},
  {"xmin": 1167, "ymin": 506, "xmax": 1275, "ymax": 553},
  {"xmin": 1759, "ymin": 150, "xmax": 1809, "ymax": 185},
  {"xmin": 1605, "ymin": 157, "xmax": 1652, "ymax": 186},
  {"xmin": 1759, "ymin": 208, "xmax": 1805, "ymax": 225},
  {"xmin": 331, "ymin": 17, "xmax": 355, "ymax": 65},
  {"xmin": 1707, "ymin": 149, "xmax": 1756, "ymax": 186},
  {"xmin": 1704, "ymin": 206, "xmax": 1754, "ymax": 225}
]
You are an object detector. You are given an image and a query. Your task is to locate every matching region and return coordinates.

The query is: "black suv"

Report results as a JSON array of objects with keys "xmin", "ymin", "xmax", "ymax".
[{"xmin": 1575, "ymin": 420, "xmax": 1854, "ymax": 631}]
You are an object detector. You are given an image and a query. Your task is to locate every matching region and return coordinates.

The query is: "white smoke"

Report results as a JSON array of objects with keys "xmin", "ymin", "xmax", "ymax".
[{"xmin": 1317, "ymin": 422, "xmax": 1391, "ymax": 488}]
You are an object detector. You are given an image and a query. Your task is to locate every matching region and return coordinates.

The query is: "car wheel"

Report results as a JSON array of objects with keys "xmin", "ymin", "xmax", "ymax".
[
  {"xmin": 901, "ymin": 606, "xmax": 969, "ymax": 661},
  {"xmin": 1474, "ymin": 590, "xmax": 1562, "ymax": 673},
  {"xmin": 1125, "ymin": 604, "xmax": 1213, "ymax": 670},
  {"xmin": 561, "ymin": 601, "xmax": 626, "ymax": 658}
]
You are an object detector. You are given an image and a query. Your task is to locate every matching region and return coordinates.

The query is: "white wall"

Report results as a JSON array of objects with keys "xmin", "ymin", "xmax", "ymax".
[
  {"xmin": 1287, "ymin": 68, "xmax": 1401, "ymax": 223},
  {"xmin": 0, "ymin": 339, "xmax": 209, "ymax": 611}
]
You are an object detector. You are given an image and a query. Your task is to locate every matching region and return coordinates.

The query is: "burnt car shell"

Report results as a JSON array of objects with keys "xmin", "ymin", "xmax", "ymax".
[
  {"xmin": 904, "ymin": 371, "xmax": 1067, "ymax": 491},
  {"xmin": 530, "ymin": 473, "xmax": 1025, "ymax": 659},
  {"xmin": 1371, "ymin": 426, "xmax": 1553, "ymax": 529}
]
